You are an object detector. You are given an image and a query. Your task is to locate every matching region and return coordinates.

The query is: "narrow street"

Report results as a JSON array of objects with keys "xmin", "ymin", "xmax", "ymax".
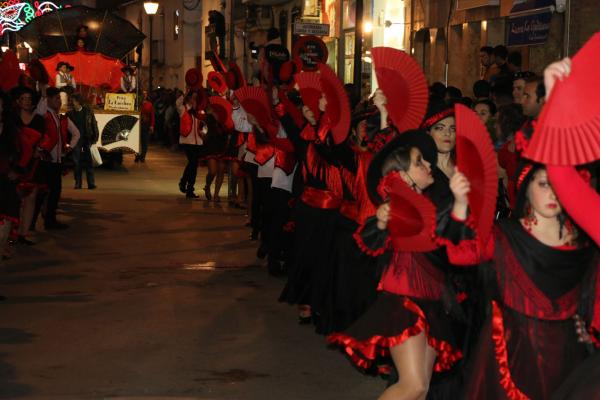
[{"xmin": 0, "ymin": 147, "xmax": 383, "ymax": 400}]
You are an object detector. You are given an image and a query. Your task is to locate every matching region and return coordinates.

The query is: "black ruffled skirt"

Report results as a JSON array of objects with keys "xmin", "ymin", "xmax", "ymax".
[{"xmin": 279, "ymin": 200, "xmax": 338, "ymax": 309}]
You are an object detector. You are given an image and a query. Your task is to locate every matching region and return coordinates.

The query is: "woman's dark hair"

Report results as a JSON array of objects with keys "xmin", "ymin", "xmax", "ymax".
[
  {"xmin": 473, "ymin": 79, "xmax": 491, "ymax": 98},
  {"xmin": 497, "ymin": 103, "xmax": 525, "ymax": 141},
  {"xmin": 381, "ymin": 146, "xmax": 412, "ymax": 176},
  {"xmin": 473, "ymin": 99, "xmax": 497, "ymax": 116}
]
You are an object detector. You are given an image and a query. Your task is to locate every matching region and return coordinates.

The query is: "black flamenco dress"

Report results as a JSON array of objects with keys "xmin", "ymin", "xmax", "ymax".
[
  {"xmin": 327, "ymin": 188, "xmax": 467, "ymax": 377},
  {"xmin": 201, "ymin": 114, "xmax": 227, "ymax": 161},
  {"xmin": 279, "ymin": 121, "xmax": 346, "ymax": 315},
  {"xmin": 443, "ymin": 218, "xmax": 600, "ymax": 400}
]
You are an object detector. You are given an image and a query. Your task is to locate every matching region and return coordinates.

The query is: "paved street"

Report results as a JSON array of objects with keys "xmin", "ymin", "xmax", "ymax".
[{"xmin": 0, "ymin": 146, "xmax": 383, "ymax": 400}]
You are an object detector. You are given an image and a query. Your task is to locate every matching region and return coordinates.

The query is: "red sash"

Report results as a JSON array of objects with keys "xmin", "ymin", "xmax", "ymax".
[{"xmin": 300, "ymin": 186, "xmax": 342, "ymax": 209}]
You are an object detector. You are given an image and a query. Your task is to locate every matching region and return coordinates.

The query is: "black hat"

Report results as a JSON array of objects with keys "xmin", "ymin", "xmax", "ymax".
[
  {"xmin": 56, "ymin": 61, "xmax": 74, "ymax": 71},
  {"xmin": 367, "ymin": 129, "xmax": 438, "ymax": 205},
  {"xmin": 421, "ymin": 98, "xmax": 454, "ymax": 130}
]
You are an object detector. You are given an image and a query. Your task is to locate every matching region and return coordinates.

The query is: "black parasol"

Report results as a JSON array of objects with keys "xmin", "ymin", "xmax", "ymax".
[{"xmin": 17, "ymin": 6, "xmax": 145, "ymax": 60}]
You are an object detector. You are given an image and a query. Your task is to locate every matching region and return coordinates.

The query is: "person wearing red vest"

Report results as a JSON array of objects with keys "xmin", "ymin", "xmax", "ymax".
[{"xmin": 33, "ymin": 87, "xmax": 80, "ymax": 230}]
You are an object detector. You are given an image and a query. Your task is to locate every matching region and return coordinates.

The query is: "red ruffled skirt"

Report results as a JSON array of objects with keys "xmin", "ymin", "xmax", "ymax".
[
  {"xmin": 327, "ymin": 292, "xmax": 463, "ymax": 375},
  {"xmin": 463, "ymin": 301, "xmax": 590, "ymax": 400}
]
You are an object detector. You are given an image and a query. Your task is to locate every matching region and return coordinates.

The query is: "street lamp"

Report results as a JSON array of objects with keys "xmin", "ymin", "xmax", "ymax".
[{"xmin": 144, "ymin": 2, "xmax": 159, "ymax": 92}]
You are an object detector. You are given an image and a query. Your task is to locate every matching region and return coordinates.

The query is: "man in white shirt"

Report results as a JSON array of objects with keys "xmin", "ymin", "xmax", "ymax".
[
  {"xmin": 55, "ymin": 62, "xmax": 76, "ymax": 109},
  {"xmin": 33, "ymin": 87, "xmax": 81, "ymax": 230},
  {"xmin": 120, "ymin": 66, "xmax": 137, "ymax": 93}
]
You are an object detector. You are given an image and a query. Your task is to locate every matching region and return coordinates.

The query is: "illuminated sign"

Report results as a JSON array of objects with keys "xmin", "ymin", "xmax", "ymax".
[{"xmin": 0, "ymin": 1, "xmax": 67, "ymax": 34}]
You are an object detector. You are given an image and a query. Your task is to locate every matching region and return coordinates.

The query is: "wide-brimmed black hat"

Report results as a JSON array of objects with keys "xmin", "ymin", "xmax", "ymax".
[
  {"xmin": 56, "ymin": 61, "xmax": 74, "ymax": 71},
  {"xmin": 420, "ymin": 98, "xmax": 454, "ymax": 130},
  {"xmin": 367, "ymin": 129, "xmax": 438, "ymax": 205}
]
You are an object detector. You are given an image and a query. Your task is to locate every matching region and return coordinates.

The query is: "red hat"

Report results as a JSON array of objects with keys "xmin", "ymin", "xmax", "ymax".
[
  {"xmin": 318, "ymin": 63, "xmax": 351, "ymax": 145},
  {"xmin": 294, "ymin": 71, "xmax": 322, "ymax": 119},
  {"xmin": 209, "ymin": 96, "xmax": 233, "ymax": 130},
  {"xmin": 185, "ymin": 68, "xmax": 203, "ymax": 89},
  {"xmin": 524, "ymin": 33, "xmax": 600, "ymax": 166},
  {"xmin": 0, "ymin": 49, "xmax": 21, "ymax": 92},
  {"xmin": 372, "ymin": 47, "xmax": 428, "ymax": 132},
  {"xmin": 378, "ymin": 171, "xmax": 438, "ymax": 252},
  {"xmin": 225, "ymin": 61, "xmax": 246, "ymax": 90},
  {"xmin": 207, "ymin": 71, "xmax": 227, "ymax": 95},
  {"xmin": 28, "ymin": 59, "xmax": 49, "ymax": 84},
  {"xmin": 454, "ymin": 103, "xmax": 498, "ymax": 243},
  {"xmin": 234, "ymin": 86, "xmax": 277, "ymax": 136}
]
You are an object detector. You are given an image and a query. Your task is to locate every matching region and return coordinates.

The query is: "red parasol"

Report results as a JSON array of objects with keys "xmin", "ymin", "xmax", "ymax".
[
  {"xmin": 371, "ymin": 47, "xmax": 428, "ymax": 133},
  {"xmin": 455, "ymin": 103, "xmax": 498, "ymax": 243},
  {"xmin": 524, "ymin": 32, "xmax": 600, "ymax": 166},
  {"xmin": 40, "ymin": 51, "xmax": 124, "ymax": 91},
  {"xmin": 318, "ymin": 63, "xmax": 351, "ymax": 145}
]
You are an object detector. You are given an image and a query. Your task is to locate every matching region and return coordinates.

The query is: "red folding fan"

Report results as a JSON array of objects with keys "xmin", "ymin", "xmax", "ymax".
[
  {"xmin": 207, "ymin": 71, "xmax": 227, "ymax": 95},
  {"xmin": 185, "ymin": 68, "xmax": 203, "ymax": 89},
  {"xmin": 371, "ymin": 47, "xmax": 428, "ymax": 133},
  {"xmin": 209, "ymin": 96, "xmax": 233, "ymax": 130},
  {"xmin": 226, "ymin": 61, "xmax": 246, "ymax": 90},
  {"xmin": 383, "ymin": 172, "xmax": 438, "ymax": 252},
  {"xmin": 294, "ymin": 71, "xmax": 322, "ymax": 119},
  {"xmin": 234, "ymin": 86, "xmax": 276, "ymax": 135},
  {"xmin": 524, "ymin": 32, "xmax": 600, "ymax": 166},
  {"xmin": 455, "ymin": 104, "xmax": 498, "ymax": 243},
  {"xmin": 318, "ymin": 63, "xmax": 351, "ymax": 145}
]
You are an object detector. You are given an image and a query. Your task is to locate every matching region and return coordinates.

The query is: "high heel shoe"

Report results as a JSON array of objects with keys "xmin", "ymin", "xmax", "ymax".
[
  {"xmin": 178, "ymin": 181, "xmax": 187, "ymax": 194},
  {"xmin": 203, "ymin": 187, "xmax": 212, "ymax": 201},
  {"xmin": 186, "ymin": 192, "xmax": 200, "ymax": 199}
]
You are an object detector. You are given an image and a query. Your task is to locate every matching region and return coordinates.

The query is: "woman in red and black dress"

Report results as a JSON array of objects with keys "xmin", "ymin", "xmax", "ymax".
[
  {"xmin": 444, "ymin": 163, "xmax": 599, "ymax": 399},
  {"xmin": 328, "ymin": 130, "xmax": 465, "ymax": 400},
  {"xmin": 201, "ymin": 105, "xmax": 228, "ymax": 202}
]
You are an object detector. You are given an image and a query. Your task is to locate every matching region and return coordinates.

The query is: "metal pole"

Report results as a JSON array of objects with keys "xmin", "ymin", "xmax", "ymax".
[
  {"xmin": 148, "ymin": 14, "xmax": 154, "ymax": 91},
  {"xmin": 353, "ymin": 0, "xmax": 364, "ymax": 101},
  {"xmin": 563, "ymin": 0, "xmax": 571, "ymax": 57}
]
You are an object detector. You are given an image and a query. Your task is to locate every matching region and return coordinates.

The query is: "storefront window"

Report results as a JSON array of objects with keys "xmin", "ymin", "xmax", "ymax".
[{"xmin": 344, "ymin": 31, "xmax": 354, "ymax": 83}]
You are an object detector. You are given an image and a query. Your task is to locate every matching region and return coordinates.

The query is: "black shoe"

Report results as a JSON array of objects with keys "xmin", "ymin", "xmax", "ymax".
[
  {"xmin": 140, "ymin": 158, "xmax": 146, "ymax": 163},
  {"xmin": 88, "ymin": 185, "xmax": 97, "ymax": 190},
  {"xmin": 45, "ymin": 221, "xmax": 69, "ymax": 230},
  {"xmin": 203, "ymin": 187, "xmax": 212, "ymax": 201},
  {"xmin": 17, "ymin": 236, "xmax": 35, "ymax": 246},
  {"xmin": 74, "ymin": 184, "xmax": 82, "ymax": 189},
  {"xmin": 178, "ymin": 182, "xmax": 187, "ymax": 194},
  {"xmin": 186, "ymin": 192, "xmax": 200, "ymax": 199},
  {"xmin": 267, "ymin": 259, "xmax": 285, "ymax": 277},
  {"xmin": 134, "ymin": 156, "xmax": 140, "ymax": 163}
]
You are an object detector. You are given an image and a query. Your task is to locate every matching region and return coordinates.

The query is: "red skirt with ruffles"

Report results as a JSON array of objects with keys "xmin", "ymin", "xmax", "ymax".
[{"xmin": 327, "ymin": 291, "xmax": 463, "ymax": 375}]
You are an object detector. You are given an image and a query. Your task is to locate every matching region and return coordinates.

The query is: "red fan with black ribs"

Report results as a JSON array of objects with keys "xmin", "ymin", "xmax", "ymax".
[
  {"xmin": 455, "ymin": 104, "xmax": 498, "ymax": 244},
  {"xmin": 234, "ymin": 86, "xmax": 277, "ymax": 136},
  {"xmin": 294, "ymin": 71, "xmax": 322, "ymax": 120},
  {"xmin": 318, "ymin": 63, "xmax": 351, "ymax": 145},
  {"xmin": 371, "ymin": 47, "xmax": 428, "ymax": 133},
  {"xmin": 207, "ymin": 71, "xmax": 227, "ymax": 95},
  {"xmin": 524, "ymin": 32, "xmax": 600, "ymax": 166},
  {"xmin": 381, "ymin": 172, "xmax": 438, "ymax": 252},
  {"xmin": 209, "ymin": 96, "xmax": 233, "ymax": 131}
]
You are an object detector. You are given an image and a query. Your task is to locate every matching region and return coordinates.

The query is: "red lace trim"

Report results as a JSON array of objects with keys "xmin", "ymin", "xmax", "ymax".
[
  {"xmin": 353, "ymin": 222, "xmax": 390, "ymax": 257},
  {"xmin": 327, "ymin": 297, "xmax": 462, "ymax": 373},
  {"xmin": 491, "ymin": 301, "xmax": 530, "ymax": 400}
]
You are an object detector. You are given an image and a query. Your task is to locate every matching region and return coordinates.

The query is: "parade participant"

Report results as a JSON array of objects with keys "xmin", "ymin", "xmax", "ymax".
[
  {"xmin": 279, "ymin": 63, "xmax": 351, "ymax": 325},
  {"xmin": 136, "ymin": 90, "xmax": 154, "ymax": 163},
  {"xmin": 12, "ymin": 86, "xmax": 45, "ymax": 243},
  {"xmin": 177, "ymin": 89, "xmax": 206, "ymax": 199},
  {"xmin": 496, "ymin": 103, "xmax": 526, "ymax": 208},
  {"xmin": 328, "ymin": 130, "xmax": 464, "ymax": 400},
  {"xmin": 55, "ymin": 62, "xmax": 76, "ymax": 108},
  {"xmin": 120, "ymin": 66, "xmax": 136, "ymax": 94},
  {"xmin": 443, "ymin": 163, "xmax": 599, "ymax": 399},
  {"xmin": 0, "ymin": 91, "xmax": 20, "ymax": 259},
  {"xmin": 231, "ymin": 95, "xmax": 255, "ymax": 214},
  {"xmin": 201, "ymin": 104, "xmax": 228, "ymax": 202},
  {"xmin": 67, "ymin": 93, "xmax": 99, "ymax": 190},
  {"xmin": 33, "ymin": 87, "xmax": 80, "ymax": 230}
]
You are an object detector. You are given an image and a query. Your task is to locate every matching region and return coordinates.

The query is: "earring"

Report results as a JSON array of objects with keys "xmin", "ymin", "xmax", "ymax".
[{"xmin": 523, "ymin": 204, "xmax": 538, "ymax": 232}]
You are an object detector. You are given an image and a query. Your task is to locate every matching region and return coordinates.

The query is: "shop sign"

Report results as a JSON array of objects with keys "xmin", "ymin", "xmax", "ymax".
[
  {"xmin": 292, "ymin": 35, "xmax": 329, "ymax": 71},
  {"xmin": 104, "ymin": 93, "xmax": 136, "ymax": 112},
  {"xmin": 507, "ymin": 10, "xmax": 552, "ymax": 46},
  {"xmin": 293, "ymin": 22, "xmax": 330, "ymax": 36}
]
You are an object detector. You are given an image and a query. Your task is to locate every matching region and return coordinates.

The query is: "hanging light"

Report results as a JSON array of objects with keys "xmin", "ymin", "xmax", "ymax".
[{"xmin": 144, "ymin": 1, "xmax": 159, "ymax": 15}]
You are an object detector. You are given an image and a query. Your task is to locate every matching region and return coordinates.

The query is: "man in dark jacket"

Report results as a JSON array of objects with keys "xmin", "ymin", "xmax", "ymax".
[{"xmin": 67, "ymin": 93, "xmax": 99, "ymax": 189}]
